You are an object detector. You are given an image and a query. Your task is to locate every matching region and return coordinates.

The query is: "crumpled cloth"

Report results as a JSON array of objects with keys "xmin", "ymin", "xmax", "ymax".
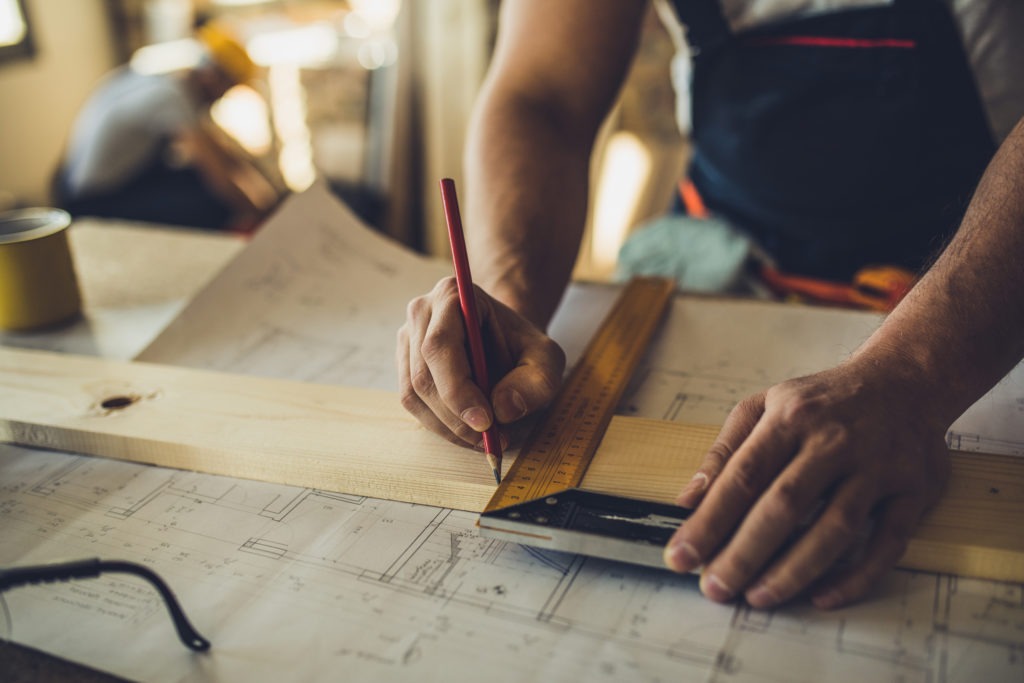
[{"xmin": 616, "ymin": 213, "xmax": 766, "ymax": 294}]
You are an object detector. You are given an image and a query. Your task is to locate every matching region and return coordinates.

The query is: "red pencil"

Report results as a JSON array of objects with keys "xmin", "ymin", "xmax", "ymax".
[{"xmin": 439, "ymin": 178, "xmax": 503, "ymax": 484}]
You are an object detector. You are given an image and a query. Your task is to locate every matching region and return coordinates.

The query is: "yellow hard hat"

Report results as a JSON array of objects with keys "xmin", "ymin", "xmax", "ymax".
[{"xmin": 197, "ymin": 23, "xmax": 255, "ymax": 85}]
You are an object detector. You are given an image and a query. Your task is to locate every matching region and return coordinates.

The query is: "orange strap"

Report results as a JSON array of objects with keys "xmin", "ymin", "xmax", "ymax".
[
  {"xmin": 760, "ymin": 264, "xmax": 915, "ymax": 312},
  {"xmin": 677, "ymin": 179, "xmax": 916, "ymax": 311},
  {"xmin": 678, "ymin": 179, "xmax": 709, "ymax": 219}
]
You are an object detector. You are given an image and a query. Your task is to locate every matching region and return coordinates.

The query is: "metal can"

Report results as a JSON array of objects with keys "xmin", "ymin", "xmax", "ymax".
[{"xmin": 0, "ymin": 208, "xmax": 81, "ymax": 330}]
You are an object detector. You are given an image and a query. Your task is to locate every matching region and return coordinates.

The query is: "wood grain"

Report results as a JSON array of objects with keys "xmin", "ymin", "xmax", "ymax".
[
  {"xmin": 0, "ymin": 347, "xmax": 498, "ymax": 512},
  {"xmin": 1, "ymin": 347, "xmax": 1022, "ymax": 583}
]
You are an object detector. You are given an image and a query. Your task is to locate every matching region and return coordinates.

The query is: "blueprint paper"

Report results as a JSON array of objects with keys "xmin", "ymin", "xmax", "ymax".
[
  {"xmin": 0, "ymin": 446, "xmax": 731, "ymax": 682},
  {"xmin": 2, "ymin": 185, "xmax": 1023, "ymax": 682},
  {"xmin": 622, "ymin": 296, "xmax": 1024, "ymax": 456},
  {"xmin": 136, "ymin": 182, "xmax": 453, "ymax": 390}
]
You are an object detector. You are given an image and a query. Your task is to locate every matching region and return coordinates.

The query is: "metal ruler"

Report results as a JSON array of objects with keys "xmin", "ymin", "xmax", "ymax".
[{"xmin": 479, "ymin": 276, "xmax": 691, "ymax": 567}]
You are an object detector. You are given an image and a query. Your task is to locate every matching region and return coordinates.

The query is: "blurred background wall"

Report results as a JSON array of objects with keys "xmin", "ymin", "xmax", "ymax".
[
  {"xmin": 0, "ymin": 0, "xmax": 117, "ymax": 209},
  {"xmin": 0, "ymin": 0, "xmax": 687, "ymax": 281}
]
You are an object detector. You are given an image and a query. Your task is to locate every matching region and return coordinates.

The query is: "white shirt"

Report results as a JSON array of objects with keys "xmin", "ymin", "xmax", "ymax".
[{"xmin": 62, "ymin": 67, "xmax": 200, "ymax": 198}]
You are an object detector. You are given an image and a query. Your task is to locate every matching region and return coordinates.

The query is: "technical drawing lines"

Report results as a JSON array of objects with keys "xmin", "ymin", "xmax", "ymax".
[
  {"xmin": 242, "ymin": 253, "xmax": 301, "ymax": 299},
  {"xmin": 621, "ymin": 368, "xmax": 769, "ymax": 426},
  {"xmin": 521, "ymin": 546, "xmax": 578, "ymax": 575},
  {"xmin": 312, "ymin": 220, "xmax": 400, "ymax": 278},
  {"xmin": 220, "ymin": 324, "xmax": 361, "ymax": 384},
  {"xmin": 935, "ymin": 575, "xmax": 1024, "ymax": 676},
  {"xmin": 945, "ymin": 430, "xmax": 1024, "ymax": 457},
  {"xmin": 29, "ymin": 456, "xmax": 172, "ymax": 520},
  {"xmin": 240, "ymin": 538, "xmax": 288, "ymax": 560},
  {"xmin": 375, "ymin": 507, "xmax": 453, "ymax": 587},
  {"xmin": 535, "ymin": 553, "xmax": 587, "ymax": 624},
  {"xmin": 708, "ymin": 571, "xmax": 1024, "ymax": 683},
  {"xmin": 211, "ymin": 323, "xmax": 399, "ymax": 390},
  {"xmin": 257, "ymin": 488, "xmax": 367, "ymax": 523}
]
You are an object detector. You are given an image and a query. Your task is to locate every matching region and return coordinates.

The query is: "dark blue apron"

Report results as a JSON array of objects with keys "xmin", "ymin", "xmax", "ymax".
[{"xmin": 667, "ymin": 0, "xmax": 996, "ymax": 279}]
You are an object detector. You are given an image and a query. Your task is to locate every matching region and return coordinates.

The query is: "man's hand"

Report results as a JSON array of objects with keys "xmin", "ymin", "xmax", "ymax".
[
  {"xmin": 397, "ymin": 277, "xmax": 566, "ymax": 448},
  {"xmin": 662, "ymin": 119, "xmax": 1024, "ymax": 609},
  {"xmin": 664, "ymin": 360, "xmax": 950, "ymax": 610}
]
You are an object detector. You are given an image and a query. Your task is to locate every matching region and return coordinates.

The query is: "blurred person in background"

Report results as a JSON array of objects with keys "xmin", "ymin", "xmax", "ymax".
[{"xmin": 53, "ymin": 23, "xmax": 280, "ymax": 232}]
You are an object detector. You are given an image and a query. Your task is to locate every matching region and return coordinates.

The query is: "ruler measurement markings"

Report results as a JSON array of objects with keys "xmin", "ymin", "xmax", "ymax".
[{"xmin": 484, "ymin": 277, "xmax": 675, "ymax": 513}]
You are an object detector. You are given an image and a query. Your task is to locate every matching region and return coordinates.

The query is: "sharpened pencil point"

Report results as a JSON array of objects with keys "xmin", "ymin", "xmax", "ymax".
[{"xmin": 485, "ymin": 452, "xmax": 502, "ymax": 485}]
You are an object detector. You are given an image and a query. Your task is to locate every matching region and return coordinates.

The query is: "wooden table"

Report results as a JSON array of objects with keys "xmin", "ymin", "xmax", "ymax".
[{"xmin": 0, "ymin": 219, "xmax": 243, "ymax": 683}]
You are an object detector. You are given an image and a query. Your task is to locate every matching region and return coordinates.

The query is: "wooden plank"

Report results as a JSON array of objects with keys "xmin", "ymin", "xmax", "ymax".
[
  {"xmin": 583, "ymin": 417, "xmax": 721, "ymax": 501},
  {"xmin": 1, "ymin": 347, "xmax": 1022, "ymax": 583},
  {"xmin": 0, "ymin": 347, "xmax": 498, "ymax": 512}
]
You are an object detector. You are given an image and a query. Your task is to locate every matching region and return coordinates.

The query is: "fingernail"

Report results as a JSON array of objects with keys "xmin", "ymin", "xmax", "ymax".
[
  {"xmin": 812, "ymin": 589, "xmax": 844, "ymax": 610},
  {"xmin": 746, "ymin": 582, "xmax": 780, "ymax": 609},
  {"xmin": 663, "ymin": 538, "xmax": 701, "ymax": 573},
  {"xmin": 700, "ymin": 573, "xmax": 734, "ymax": 602},
  {"xmin": 461, "ymin": 406, "xmax": 491, "ymax": 432},
  {"xmin": 677, "ymin": 472, "xmax": 708, "ymax": 505},
  {"xmin": 494, "ymin": 390, "xmax": 527, "ymax": 423}
]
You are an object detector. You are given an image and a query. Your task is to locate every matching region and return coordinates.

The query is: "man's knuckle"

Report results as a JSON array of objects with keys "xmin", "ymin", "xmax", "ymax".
[
  {"xmin": 778, "ymin": 393, "xmax": 816, "ymax": 424},
  {"xmin": 823, "ymin": 503, "xmax": 864, "ymax": 541},
  {"xmin": 406, "ymin": 296, "xmax": 430, "ymax": 320},
  {"xmin": 736, "ymin": 394, "xmax": 764, "ymax": 417},
  {"xmin": 764, "ymin": 479, "xmax": 805, "ymax": 523},
  {"xmin": 410, "ymin": 368, "xmax": 436, "ymax": 395},
  {"xmin": 399, "ymin": 385, "xmax": 420, "ymax": 411},
  {"xmin": 541, "ymin": 337, "xmax": 566, "ymax": 367},
  {"xmin": 704, "ymin": 441, "xmax": 734, "ymax": 470},
  {"xmin": 730, "ymin": 457, "xmax": 766, "ymax": 499},
  {"xmin": 419, "ymin": 331, "xmax": 449, "ymax": 364},
  {"xmin": 434, "ymin": 276, "xmax": 459, "ymax": 297}
]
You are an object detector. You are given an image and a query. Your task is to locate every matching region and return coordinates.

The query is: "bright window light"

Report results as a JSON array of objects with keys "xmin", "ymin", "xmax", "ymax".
[
  {"xmin": 349, "ymin": 0, "xmax": 401, "ymax": 33},
  {"xmin": 211, "ymin": 0, "xmax": 274, "ymax": 6},
  {"xmin": 269, "ymin": 63, "xmax": 315, "ymax": 191},
  {"xmin": 0, "ymin": 0, "xmax": 27, "ymax": 47},
  {"xmin": 211, "ymin": 85, "xmax": 273, "ymax": 156},
  {"xmin": 247, "ymin": 23, "xmax": 338, "ymax": 67},
  {"xmin": 130, "ymin": 38, "xmax": 203, "ymax": 75},
  {"xmin": 592, "ymin": 131, "xmax": 652, "ymax": 272}
]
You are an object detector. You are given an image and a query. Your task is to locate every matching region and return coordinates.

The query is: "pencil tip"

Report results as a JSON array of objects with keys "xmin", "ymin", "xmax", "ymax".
[{"xmin": 484, "ymin": 452, "xmax": 502, "ymax": 484}]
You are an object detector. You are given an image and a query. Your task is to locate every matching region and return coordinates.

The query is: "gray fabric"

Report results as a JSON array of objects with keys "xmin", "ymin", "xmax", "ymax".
[
  {"xmin": 62, "ymin": 67, "xmax": 200, "ymax": 199},
  {"xmin": 616, "ymin": 214, "xmax": 757, "ymax": 293}
]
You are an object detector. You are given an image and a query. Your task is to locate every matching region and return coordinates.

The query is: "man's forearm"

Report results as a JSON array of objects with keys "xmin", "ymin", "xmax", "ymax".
[
  {"xmin": 463, "ymin": 91, "xmax": 594, "ymax": 328},
  {"xmin": 856, "ymin": 117, "xmax": 1024, "ymax": 424}
]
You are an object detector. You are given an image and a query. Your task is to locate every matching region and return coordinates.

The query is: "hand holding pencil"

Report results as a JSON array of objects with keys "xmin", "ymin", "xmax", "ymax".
[
  {"xmin": 395, "ymin": 180, "xmax": 566, "ymax": 483},
  {"xmin": 439, "ymin": 177, "xmax": 504, "ymax": 483}
]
